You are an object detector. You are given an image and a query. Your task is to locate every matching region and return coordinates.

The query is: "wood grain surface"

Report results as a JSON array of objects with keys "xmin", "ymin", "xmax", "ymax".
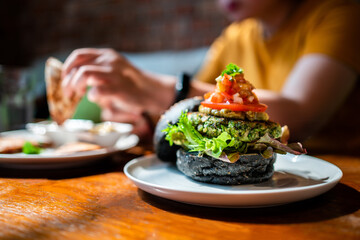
[{"xmin": 0, "ymin": 152, "xmax": 359, "ymax": 240}]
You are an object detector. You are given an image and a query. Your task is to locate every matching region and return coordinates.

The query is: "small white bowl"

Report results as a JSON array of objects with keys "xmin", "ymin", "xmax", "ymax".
[
  {"xmin": 27, "ymin": 120, "xmax": 133, "ymax": 147},
  {"xmin": 27, "ymin": 119, "xmax": 94, "ymax": 146},
  {"xmin": 77, "ymin": 121, "xmax": 133, "ymax": 147}
]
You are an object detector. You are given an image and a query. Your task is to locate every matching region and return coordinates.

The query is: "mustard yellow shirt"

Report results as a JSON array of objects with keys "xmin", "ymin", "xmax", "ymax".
[{"xmin": 195, "ymin": 0, "xmax": 360, "ymax": 92}]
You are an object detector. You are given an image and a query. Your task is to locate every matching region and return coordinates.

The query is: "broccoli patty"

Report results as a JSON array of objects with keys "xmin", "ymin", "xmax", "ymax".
[{"xmin": 187, "ymin": 112, "xmax": 282, "ymax": 142}]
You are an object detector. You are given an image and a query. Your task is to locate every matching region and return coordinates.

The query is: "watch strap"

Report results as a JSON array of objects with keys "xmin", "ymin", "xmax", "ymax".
[{"xmin": 173, "ymin": 73, "xmax": 191, "ymax": 104}]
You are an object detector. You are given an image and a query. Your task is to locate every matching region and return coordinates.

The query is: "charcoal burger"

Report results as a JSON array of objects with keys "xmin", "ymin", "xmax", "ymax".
[{"xmin": 154, "ymin": 64, "xmax": 306, "ymax": 185}]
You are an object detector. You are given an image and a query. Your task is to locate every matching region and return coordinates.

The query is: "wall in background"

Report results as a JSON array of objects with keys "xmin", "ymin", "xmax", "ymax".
[{"xmin": 0, "ymin": 0, "xmax": 228, "ymax": 66}]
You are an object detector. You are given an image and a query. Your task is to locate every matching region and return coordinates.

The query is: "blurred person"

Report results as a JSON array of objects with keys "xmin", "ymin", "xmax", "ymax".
[{"xmin": 61, "ymin": 0, "xmax": 360, "ymax": 143}]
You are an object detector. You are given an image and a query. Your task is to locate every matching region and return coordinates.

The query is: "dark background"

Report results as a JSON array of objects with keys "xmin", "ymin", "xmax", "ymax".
[{"xmin": 0, "ymin": 0, "xmax": 228, "ymax": 67}]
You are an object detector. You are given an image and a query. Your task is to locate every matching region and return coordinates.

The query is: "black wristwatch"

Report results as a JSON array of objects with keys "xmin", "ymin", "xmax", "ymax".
[{"xmin": 173, "ymin": 73, "xmax": 191, "ymax": 104}]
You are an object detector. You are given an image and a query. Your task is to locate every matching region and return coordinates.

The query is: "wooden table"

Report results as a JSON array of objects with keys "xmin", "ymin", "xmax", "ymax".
[{"xmin": 0, "ymin": 148, "xmax": 359, "ymax": 240}]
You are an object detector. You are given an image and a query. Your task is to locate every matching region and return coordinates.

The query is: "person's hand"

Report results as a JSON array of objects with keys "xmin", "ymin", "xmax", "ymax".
[{"xmin": 62, "ymin": 48, "xmax": 175, "ymax": 138}]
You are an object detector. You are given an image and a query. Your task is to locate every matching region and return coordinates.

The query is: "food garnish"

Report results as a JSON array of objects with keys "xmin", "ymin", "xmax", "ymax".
[
  {"xmin": 202, "ymin": 63, "xmax": 267, "ymax": 112},
  {"xmin": 22, "ymin": 141, "xmax": 42, "ymax": 154}
]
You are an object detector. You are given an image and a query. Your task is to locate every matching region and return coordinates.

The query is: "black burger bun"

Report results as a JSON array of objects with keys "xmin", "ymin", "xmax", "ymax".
[
  {"xmin": 176, "ymin": 148, "xmax": 276, "ymax": 185},
  {"xmin": 154, "ymin": 97, "xmax": 203, "ymax": 162},
  {"xmin": 154, "ymin": 96, "xmax": 277, "ymax": 185}
]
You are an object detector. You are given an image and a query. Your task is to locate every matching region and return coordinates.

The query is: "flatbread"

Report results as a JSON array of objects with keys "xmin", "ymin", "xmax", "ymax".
[
  {"xmin": 0, "ymin": 137, "xmax": 50, "ymax": 154},
  {"xmin": 45, "ymin": 57, "xmax": 81, "ymax": 125},
  {"xmin": 54, "ymin": 142, "xmax": 102, "ymax": 154},
  {"xmin": 0, "ymin": 137, "xmax": 29, "ymax": 153}
]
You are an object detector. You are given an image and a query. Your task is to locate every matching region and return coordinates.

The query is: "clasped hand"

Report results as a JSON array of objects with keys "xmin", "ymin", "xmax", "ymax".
[{"xmin": 62, "ymin": 48, "xmax": 174, "ymax": 137}]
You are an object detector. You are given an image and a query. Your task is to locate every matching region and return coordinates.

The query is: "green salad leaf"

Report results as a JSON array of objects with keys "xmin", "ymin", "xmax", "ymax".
[
  {"xmin": 163, "ymin": 112, "xmax": 242, "ymax": 162},
  {"xmin": 163, "ymin": 112, "xmax": 306, "ymax": 163},
  {"xmin": 22, "ymin": 141, "xmax": 41, "ymax": 154}
]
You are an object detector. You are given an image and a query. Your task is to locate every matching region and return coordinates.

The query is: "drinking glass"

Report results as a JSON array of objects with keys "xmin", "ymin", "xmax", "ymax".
[{"xmin": 0, "ymin": 65, "xmax": 35, "ymax": 131}]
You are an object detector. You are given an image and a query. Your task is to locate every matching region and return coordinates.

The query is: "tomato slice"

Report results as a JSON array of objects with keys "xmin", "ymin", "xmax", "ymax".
[{"xmin": 201, "ymin": 101, "xmax": 268, "ymax": 112}]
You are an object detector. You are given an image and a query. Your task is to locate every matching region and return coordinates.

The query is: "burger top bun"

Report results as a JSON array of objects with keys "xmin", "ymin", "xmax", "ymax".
[{"xmin": 154, "ymin": 97, "xmax": 203, "ymax": 162}]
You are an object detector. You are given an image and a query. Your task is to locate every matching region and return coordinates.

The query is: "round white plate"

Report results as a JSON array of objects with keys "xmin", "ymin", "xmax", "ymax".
[
  {"xmin": 0, "ymin": 129, "xmax": 139, "ymax": 168},
  {"xmin": 124, "ymin": 154, "xmax": 342, "ymax": 208}
]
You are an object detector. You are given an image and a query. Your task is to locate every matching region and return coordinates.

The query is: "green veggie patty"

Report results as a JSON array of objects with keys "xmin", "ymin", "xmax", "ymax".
[{"xmin": 187, "ymin": 112, "xmax": 282, "ymax": 142}]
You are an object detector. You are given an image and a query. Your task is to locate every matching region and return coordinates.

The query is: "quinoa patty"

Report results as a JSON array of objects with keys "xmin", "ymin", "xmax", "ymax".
[{"xmin": 187, "ymin": 112, "xmax": 282, "ymax": 142}]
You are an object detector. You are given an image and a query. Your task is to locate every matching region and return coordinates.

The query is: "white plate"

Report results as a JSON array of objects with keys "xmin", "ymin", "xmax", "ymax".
[
  {"xmin": 0, "ymin": 129, "xmax": 139, "ymax": 168},
  {"xmin": 124, "ymin": 154, "xmax": 342, "ymax": 208}
]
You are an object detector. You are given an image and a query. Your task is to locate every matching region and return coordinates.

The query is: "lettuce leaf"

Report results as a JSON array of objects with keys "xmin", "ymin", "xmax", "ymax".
[
  {"xmin": 163, "ymin": 112, "xmax": 242, "ymax": 162},
  {"xmin": 257, "ymin": 133, "xmax": 307, "ymax": 155},
  {"xmin": 22, "ymin": 141, "xmax": 41, "ymax": 154},
  {"xmin": 163, "ymin": 112, "xmax": 306, "ymax": 163}
]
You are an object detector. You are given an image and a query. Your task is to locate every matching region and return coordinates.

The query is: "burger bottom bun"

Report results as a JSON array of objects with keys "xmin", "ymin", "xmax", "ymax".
[{"xmin": 176, "ymin": 149, "xmax": 276, "ymax": 185}]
